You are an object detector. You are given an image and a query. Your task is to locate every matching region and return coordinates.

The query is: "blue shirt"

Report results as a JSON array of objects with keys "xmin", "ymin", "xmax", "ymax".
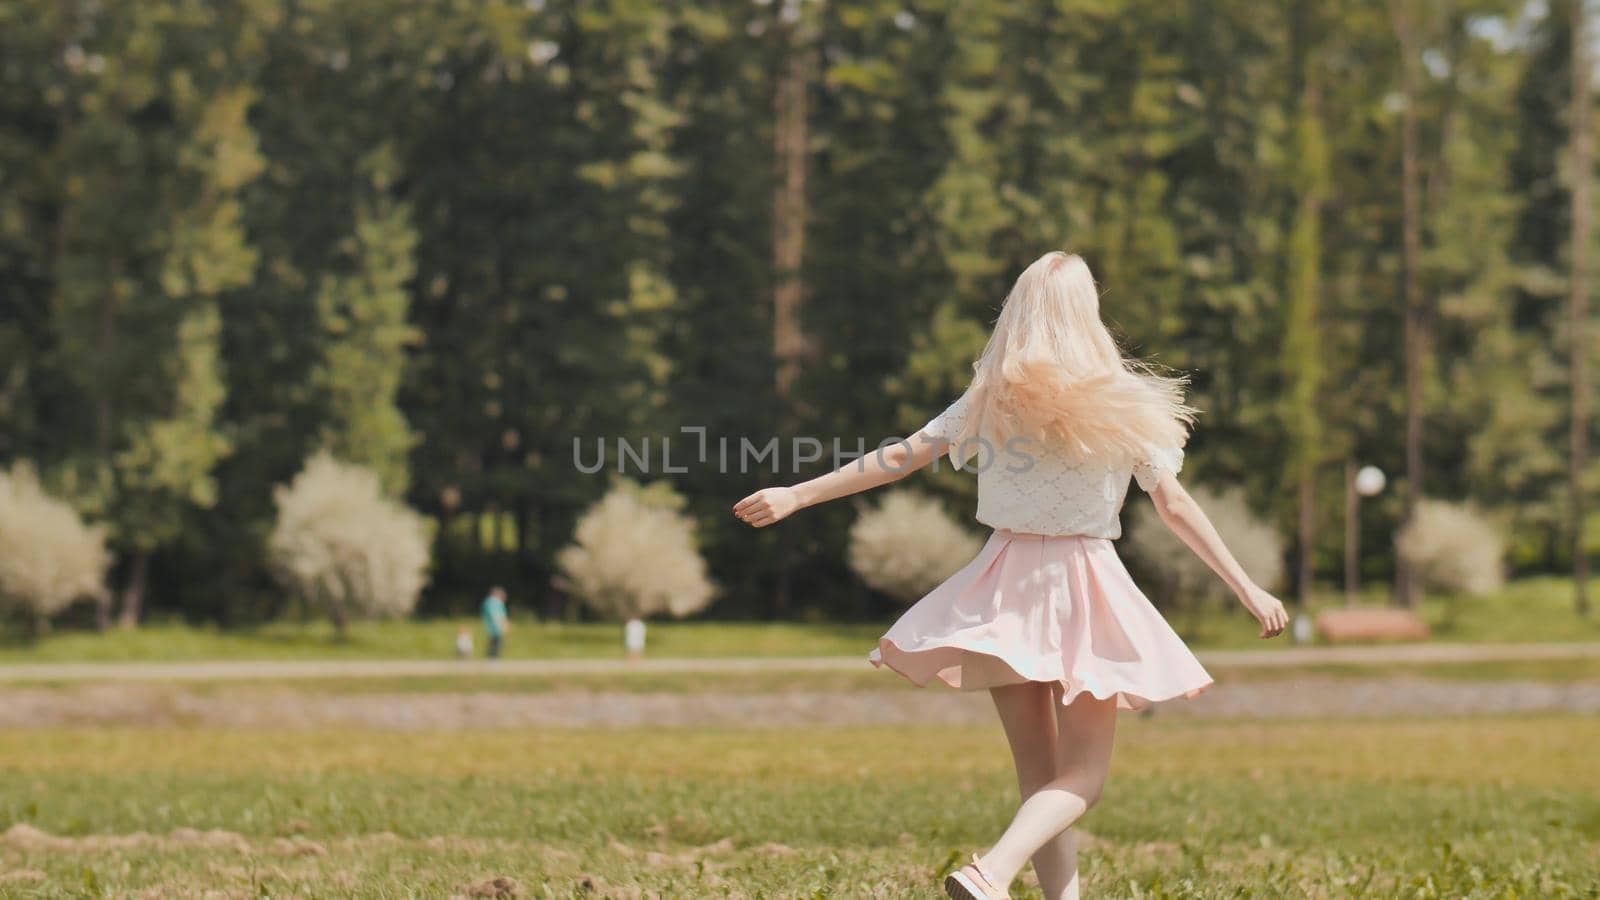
[{"xmin": 482, "ymin": 595, "xmax": 507, "ymax": 637}]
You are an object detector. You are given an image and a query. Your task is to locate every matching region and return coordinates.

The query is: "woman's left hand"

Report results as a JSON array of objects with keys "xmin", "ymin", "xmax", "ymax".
[
  {"xmin": 733, "ymin": 487, "xmax": 800, "ymax": 527},
  {"xmin": 1237, "ymin": 583, "xmax": 1289, "ymax": 639}
]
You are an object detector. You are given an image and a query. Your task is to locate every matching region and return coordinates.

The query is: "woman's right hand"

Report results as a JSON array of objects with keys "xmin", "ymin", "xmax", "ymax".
[
  {"xmin": 1237, "ymin": 583, "xmax": 1289, "ymax": 638},
  {"xmin": 733, "ymin": 486, "xmax": 801, "ymax": 528}
]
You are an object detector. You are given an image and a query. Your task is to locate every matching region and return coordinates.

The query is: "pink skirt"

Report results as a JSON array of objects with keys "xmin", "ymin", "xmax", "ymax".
[{"xmin": 867, "ymin": 528, "xmax": 1213, "ymax": 710}]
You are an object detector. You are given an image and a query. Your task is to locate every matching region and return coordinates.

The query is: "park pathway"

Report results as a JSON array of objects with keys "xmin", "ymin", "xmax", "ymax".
[
  {"xmin": 0, "ymin": 642, "xmax": 1596, "ymax": 728},
  {"xmin": 0, "ymin": 640, "xmax": 1595, "ymax": 683},
  {"xmin": 0, "ymin": 675, "xmax": 1596, "ymax": 728}
]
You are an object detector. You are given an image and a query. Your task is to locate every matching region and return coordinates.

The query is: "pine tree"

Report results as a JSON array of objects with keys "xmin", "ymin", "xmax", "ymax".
[{"xmin": 312, "ymin": 145, "xmax": 420, "ymax": 496}]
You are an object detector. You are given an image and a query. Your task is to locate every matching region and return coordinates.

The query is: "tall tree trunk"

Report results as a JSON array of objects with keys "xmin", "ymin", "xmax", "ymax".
[
  {"xmin": 437, "ymin": 506, "xmax": 454, "ymax": 609},
  {"xmin": 327, "ymin": 578, "xmax": 353, "ymax": 636},
  {"xmin": 475, "ymin": 504, "xmax": 488, "ymax": 560},
  {"xmin": 514, "ymin": 503, "xmax": 531, "ymax": 614},
  {"xmin": 1572, "ymin": 0, "xmax": 1594, "ymax": 617},
  {"xmin": 1297, "ymin": 475, "xmax": 1317, "ymax": 602},
  {"xmin": 329, "ymin": 598, "xmax": 350, "ymax": 635},
  {"xmin": 772, "ymin": 38, "xmax": 810, "ymax": 402},
  {"xmin": 94, "ymin": 260, "xmax": 121, "ymax": 629},
  {"xmin": 489, "ymin": 501, "xmax": 502, "ymax": 556},
  {"xmin": 771, "ymin": 24, "xmax": 812, "ymax": 620},
  {"xmin": 1344, "ymin": 460, "xmax": 1361, "ymax": 606},
  {"xmin": 1286, "ymin": 3, "xmax": 1327, "ymax": 606},
  {"xmin": 542, "ymin": 505, "xmax": 567, "ymax": 620},
  {"xmin": 1393, "ymin": 3, "xmax": 1427, "ymax": 609},
  {"xmin": 116, "ymin": 550, "xmax": 149, "ymax": 629},
  {"xmin": 95, "ymin": 590, "xmax": 113, "ymax": 632}
]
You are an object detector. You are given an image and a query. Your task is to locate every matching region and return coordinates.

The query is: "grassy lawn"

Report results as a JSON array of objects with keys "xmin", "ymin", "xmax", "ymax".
[
  {"xmin": 0, "ymin": 619, "xmax": 885, "ymax": 664},
  {"xmin": 0, "ymin": 574, "xmax": 1596, "ymax": 667},
  {"xmin": 0, "ymin": 717, "xmax": 1595, "ymax": 897}
]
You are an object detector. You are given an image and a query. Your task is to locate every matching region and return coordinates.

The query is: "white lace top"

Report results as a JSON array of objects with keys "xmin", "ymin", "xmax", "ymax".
[{"xmin": 918, "ymin": 390, "xmax": 1184, "ymax": 540}]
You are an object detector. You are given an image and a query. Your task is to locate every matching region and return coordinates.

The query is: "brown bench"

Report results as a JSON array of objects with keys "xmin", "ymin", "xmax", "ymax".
[{"xmin": 1314, "ymin": 607, "xmax": 1430, "ymax": 643}]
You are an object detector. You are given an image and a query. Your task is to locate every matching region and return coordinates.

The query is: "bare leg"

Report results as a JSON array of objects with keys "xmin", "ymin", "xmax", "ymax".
[
  {"xmin": 979, "ymin": 688, "xmax": 1118, "ymax": 894},
  {"xmin": 987, "ymin": 682, "xmax": 1076, "ymax": 899}
]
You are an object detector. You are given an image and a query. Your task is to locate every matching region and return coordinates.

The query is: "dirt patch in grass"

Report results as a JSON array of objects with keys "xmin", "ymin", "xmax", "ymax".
[
  {"xmin": 465, "ymin": 875, "xmax": 522, "ymax": 898},
  {"xmin": 0, "ymin": 823, "xmax": 580, "ymax": 860},
  {"xmin": 2, "ymin": 823, "xmax": 253, "ymax": 853}
]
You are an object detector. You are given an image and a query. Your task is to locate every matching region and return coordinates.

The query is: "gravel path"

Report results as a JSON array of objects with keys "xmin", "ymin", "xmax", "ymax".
[
  {"xmin": 1, "ymin": 676, "xmax": 1596, "ymax": 729},
  {"xmin": 0, "ymin": 641, "xmax": 1596, "ymax": 684},
  {"xmin": 0, "ymin": 643, "xmax": 1595, "ymax": 729}
]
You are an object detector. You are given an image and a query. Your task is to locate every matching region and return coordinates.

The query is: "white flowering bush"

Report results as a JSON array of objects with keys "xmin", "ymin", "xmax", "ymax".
[
  {"xmin": 0, "ymin": 462, "xmax": 111, "ymax": 626},
  {"xmin": 268, "ymin": 452, "xmax": 430, "ymax": 629},
  {"xmin": 1396, "ymin": 499, "xmax": 1504, "ymax": 596},
  {"xmin": 848, "ymin": 489, "xmax": 982, "ymax": 601},
  {"xmin": 1127, "ymin": 486, "xmax": 1285, "ymax": 607},
  {"xmin": 556, "ymin": 480, "xmax": 715, "ymax": 620}
]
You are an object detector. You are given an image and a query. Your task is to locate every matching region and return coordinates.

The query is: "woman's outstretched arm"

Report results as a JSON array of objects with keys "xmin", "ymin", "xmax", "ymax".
[
  {"xmin": 733, "ymin": 430, "xmax": 947, "ymax": 528},
  {"xmin": 1145, "ymin": 468, "xmax": 1290, "ymax": 638}
]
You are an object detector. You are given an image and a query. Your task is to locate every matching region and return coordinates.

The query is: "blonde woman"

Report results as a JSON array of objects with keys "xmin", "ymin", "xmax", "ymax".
[{"xmin": 734, "ymin": 252, "xmax": 1287, "ymax": 900}]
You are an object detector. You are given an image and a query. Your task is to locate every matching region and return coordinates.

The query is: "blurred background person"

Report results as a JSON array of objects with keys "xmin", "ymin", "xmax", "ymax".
[
  {"xmin": 482, "ymin": 586, "xmax": 509, "ymax": 659},
  {"xmin": 624, "ymin": 616, "xmax": 646, "ymax": 662}
]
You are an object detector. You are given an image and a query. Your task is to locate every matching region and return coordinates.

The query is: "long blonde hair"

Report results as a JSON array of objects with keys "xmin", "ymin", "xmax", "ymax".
[{"xmin": 946, "ymin": 252, "xmax": 1198, "ymax": 466}]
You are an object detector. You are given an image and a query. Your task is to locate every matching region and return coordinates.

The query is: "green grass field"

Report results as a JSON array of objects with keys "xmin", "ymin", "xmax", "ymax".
[
  {"xmin": 0, "ymin": 717, "xmax": 1596, "ymax": 898},
  {"xmin": 0, "ymin": 619, "xmax": 882, "ymax": 664},
  {"xmin": 2, "ymin": 575, "xmax": 1598, "ymax": 667}
]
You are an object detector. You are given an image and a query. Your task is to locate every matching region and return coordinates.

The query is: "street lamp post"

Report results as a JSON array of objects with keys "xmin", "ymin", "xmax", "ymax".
[{"xmin": 1345, "ymin": 462, "xmax": 1387, "ymax": 606}]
